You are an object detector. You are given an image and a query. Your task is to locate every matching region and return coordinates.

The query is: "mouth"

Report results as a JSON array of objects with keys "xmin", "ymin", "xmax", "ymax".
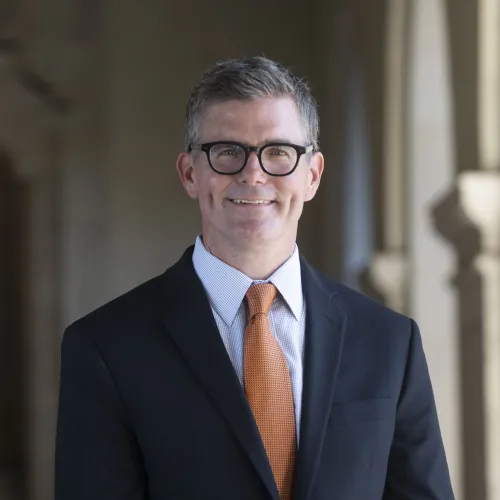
[{"xmin": 229, "ymin": 199, "xmax": 275, "ymax": 205}]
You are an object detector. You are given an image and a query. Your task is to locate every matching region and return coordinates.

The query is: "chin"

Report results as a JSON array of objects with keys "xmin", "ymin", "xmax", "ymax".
[{"xmin": 230, "ymin": 225, "xmax": 281, "ymax": 246}]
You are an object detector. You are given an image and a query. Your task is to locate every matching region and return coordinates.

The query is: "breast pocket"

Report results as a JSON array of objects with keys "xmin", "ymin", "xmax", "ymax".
[{"xmin": 330, "ymin": 397, "xmax": 394, "ymax": 426}]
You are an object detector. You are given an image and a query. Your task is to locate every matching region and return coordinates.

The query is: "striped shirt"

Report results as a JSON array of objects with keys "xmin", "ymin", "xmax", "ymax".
[{"xmin": 192, "ymin": 235, "xmax": 306, "ymax": 440}]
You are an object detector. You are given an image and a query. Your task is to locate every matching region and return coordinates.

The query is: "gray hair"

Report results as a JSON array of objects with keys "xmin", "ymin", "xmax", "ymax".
[{"xmin": 184, "ymin": 56, "xmax": 319, "ymax": 152}]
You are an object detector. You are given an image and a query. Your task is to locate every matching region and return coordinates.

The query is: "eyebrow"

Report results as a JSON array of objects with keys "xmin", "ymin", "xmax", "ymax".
[
  {"xmin": 215, "ymin": 138, "xmax": 302, "ymax": 146},
  {"xmin": 261, "ymin": 138, "xmax": 298, "ymax": 145}
]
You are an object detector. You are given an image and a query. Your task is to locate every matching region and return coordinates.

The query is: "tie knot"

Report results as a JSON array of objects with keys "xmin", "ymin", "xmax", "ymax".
[{"xmin": 246, "ymin": 283, "xmax": 277, "ymax": 318}]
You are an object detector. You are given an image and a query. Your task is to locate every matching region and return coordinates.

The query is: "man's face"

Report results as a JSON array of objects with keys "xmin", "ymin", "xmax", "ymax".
[{"xmin": 177, "ymin": 97, "xmax": 324, "ymax": 252}]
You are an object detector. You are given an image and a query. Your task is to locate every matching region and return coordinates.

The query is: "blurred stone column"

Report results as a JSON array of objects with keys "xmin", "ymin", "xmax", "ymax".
[
  {"xmin": 24, "ymin": 120, "xmax": 63, "ymax": 500},
  {"xmin": 358, "ymin": 0, "xmax": 411, "ymax": 314},
  {"xmin": 432, "ymin": 1, "xmax": 500, "ymax": 498},
  {"xmin": 357, "ymin": 0, "xmax": 463, "ymax": 495},
  {"xmin": 299, "ymin": 0, "xmax": 352, "ymax": 279},
  {"xmin": 407, "ymin": 0, "xmax": 463, "ymax": 496},
  {"xmin": 0, "ymin": 48, "xmax": 65, "ymax": 500}
]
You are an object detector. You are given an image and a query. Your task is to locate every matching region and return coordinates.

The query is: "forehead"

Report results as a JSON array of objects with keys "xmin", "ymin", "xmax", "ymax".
[{"xmin": 199, "ymin": 97, "xmax": 306, "ymax": 145}]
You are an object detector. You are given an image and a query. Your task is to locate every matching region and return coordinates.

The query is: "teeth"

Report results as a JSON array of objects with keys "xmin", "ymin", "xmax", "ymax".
[{"xmin": 232, "ymin": 199, "xmax": 272, "ymax": 204}]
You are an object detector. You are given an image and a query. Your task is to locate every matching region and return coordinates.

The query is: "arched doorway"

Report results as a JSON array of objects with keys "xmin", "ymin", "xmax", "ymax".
[{"xmin": 0, "ymin": 149, "xmax": 27, "ymax": 499}]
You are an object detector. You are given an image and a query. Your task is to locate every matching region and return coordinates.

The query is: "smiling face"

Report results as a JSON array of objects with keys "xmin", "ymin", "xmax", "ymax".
[{"xmin": 176, "ymin": 97, "xmax": 324, "ymax": 256}]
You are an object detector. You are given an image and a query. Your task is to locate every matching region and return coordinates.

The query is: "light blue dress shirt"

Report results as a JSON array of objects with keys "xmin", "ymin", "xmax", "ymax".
[{"xmin": 192, "ymin": 236, "xmax": 306, "ymax": 441}]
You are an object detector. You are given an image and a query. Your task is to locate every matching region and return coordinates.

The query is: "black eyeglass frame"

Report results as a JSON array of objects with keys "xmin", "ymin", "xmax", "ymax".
[{"xmin": 188, "ymin": 141, "xmax": 315, "ymax": 176}]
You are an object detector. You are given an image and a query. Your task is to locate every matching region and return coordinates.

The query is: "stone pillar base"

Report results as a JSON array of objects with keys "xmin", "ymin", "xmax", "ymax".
[
  {"xmin": 359, "ymin": 251, "xmax": 408, "ymax": 314},
  {"xmin": 432, "ymin": 169, "xmax": 500, "ymax": 500}
]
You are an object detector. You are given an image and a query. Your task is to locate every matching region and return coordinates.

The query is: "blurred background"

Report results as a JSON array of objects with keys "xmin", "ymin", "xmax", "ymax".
[{"xmin": 1, "ymin": 0, "xmax": 499, "ymax": 499}]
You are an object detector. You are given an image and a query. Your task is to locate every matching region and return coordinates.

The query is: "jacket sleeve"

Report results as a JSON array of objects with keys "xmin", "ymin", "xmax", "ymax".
[
  {"xmin": 383, "ymin": 319, "xmax": 455, "ymax": 499},
  {"xmin": 55, "ymin": 324, "xmax": 147, "ymax": 500}
]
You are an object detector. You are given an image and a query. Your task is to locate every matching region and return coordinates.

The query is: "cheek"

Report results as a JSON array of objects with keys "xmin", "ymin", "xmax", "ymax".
[
  {"xmin": 280, "ymin": 178, "xmax": 308, "ymax": 208},
  {"xmin": 200, "ymin": 177, "xmax": 232, "ymax": 208}
]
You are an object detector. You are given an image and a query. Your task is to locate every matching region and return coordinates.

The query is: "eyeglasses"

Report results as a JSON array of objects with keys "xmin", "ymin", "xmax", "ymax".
[{"xmin": 188, "ymin": 141, "xmax": 314, "ymax": 176}]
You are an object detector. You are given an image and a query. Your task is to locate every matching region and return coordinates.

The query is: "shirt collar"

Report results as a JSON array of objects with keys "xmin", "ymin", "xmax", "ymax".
[
  {"xmin": 192, "ymin": 235, "xmax": 303, "ymax": 326},
  {"xmin": 269, "ymin": 248, "xmax": 303, "ymax": 321}
]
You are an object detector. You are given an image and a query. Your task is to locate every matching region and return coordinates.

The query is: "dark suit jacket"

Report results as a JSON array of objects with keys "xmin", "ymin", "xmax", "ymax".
[{"xmin": 55, "ymin": 246, "xmax": 454, "ymax": 499}]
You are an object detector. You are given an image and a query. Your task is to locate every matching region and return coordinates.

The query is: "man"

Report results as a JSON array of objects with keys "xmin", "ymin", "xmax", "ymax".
[{"xmin": 55, "ymin": 57, "xmax": 454, "ymax": 499}]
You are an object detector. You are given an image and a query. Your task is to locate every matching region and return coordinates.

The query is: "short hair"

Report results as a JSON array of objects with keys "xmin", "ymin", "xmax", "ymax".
[{"xmin": 184, "ymin": 56, "xmax": 319, "ymax": 152}]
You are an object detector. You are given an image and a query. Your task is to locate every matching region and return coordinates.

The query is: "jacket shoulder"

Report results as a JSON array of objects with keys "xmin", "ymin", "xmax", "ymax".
[{"xmin": 64, "ymin": 272, "xmax": 167, "ymax": 343}]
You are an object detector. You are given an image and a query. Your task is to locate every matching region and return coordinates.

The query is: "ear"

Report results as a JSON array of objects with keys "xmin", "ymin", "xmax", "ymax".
[
  {"xmin": 176, "ymin": 151, "xmax": 199, "ymax": 199},
  {"xmin": 304, "ymin": 152, "xmax": 324, "ymax": 202}
]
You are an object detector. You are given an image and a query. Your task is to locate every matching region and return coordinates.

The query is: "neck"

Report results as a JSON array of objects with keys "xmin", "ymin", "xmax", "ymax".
[{"xmin": 201, "ymin": 235, "xmax": 296, "ymax": 281}]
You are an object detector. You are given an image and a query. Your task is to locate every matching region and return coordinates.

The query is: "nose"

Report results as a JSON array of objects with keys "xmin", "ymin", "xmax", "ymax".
[{"xmin": 238, "ymin": 151, "xmax": 267, "ymax": 185}]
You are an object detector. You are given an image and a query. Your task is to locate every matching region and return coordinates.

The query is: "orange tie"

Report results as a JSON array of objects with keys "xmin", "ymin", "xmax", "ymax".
[{"xmin": 244, "ymin": 283, "xmax": 297, "ymax": 500}]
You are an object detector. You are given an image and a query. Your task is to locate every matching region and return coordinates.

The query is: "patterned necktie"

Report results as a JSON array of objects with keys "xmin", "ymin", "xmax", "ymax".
[{"xmin": 244, "ymin": 283, "xmax": 297, "ymax": 500}]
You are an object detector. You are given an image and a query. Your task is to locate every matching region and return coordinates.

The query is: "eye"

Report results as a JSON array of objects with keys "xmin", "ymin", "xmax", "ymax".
[
  {"xmin": 265, "ymin": 146, "xmax": 293, "ymax": 159},
  {"xmin": 218, "ymin": 146, "xmax": 240, "ymax": 157}
]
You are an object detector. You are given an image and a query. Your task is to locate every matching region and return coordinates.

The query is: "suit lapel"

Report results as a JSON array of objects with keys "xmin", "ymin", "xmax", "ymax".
[
  {"xmin": 293, "ymin": 258, "xmax": 347, "ymax": 500},
  {"xmin": 159, "ymin": 247, "xmax": 278, "ymax": 500}
]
